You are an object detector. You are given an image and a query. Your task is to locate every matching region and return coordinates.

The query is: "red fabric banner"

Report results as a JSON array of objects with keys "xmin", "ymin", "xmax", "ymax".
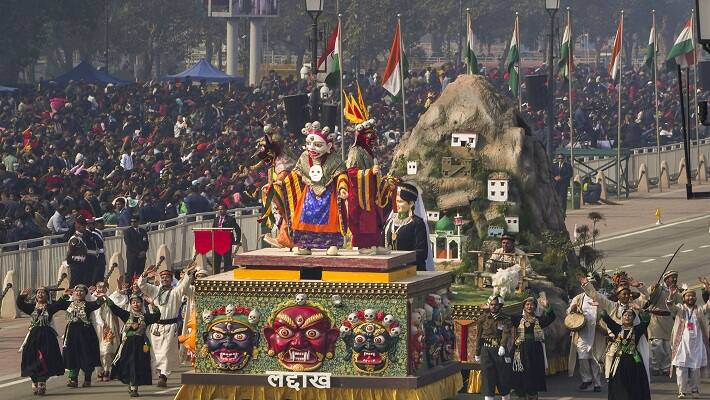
[
  {"xmin": 193, "ymin": 230, "xmax": 213, "ymax": 255},
  {"xmin": 213, "ymin": 230, "xmax": 233, "ymax": 256}
]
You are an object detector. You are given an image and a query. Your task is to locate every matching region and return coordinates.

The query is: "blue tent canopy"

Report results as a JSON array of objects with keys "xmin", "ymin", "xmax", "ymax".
[
  {"xmin": 0, "ymin": 85, "xmax": 18, "ymax": 93},
  {"xmin": 52, "ymin": 60, "xmax": 130, "ymax": 86},
  {"xmin": 162, "ymin": 58, "xmax": 244, "ymax": 84}
]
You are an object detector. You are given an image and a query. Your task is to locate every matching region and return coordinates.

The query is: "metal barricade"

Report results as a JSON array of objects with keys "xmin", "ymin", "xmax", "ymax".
[{"xmin": 0, "ymin": 207, "xmax": 261, "ymax": 291}]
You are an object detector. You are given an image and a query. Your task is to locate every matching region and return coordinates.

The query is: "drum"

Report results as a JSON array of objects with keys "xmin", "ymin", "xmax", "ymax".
[{"xmin": 564, "ymin": 311, "xmax": 586, "ymax": 332}]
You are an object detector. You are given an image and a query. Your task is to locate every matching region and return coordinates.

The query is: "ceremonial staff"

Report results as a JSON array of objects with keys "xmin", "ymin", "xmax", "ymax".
[{"xmin": 644, "ymin": 243, "xmax": 683, "ymax": 311}]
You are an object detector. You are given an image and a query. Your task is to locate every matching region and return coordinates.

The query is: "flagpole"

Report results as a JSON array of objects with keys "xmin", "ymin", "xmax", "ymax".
[
  {"xmin": 398, "ymin": 14, "xmax": 408, "ymax": 135},
  {"xmin": 692, "ymin": 9, "xmax": 700, "ymax": 176},
  {"xmin": 516, "ymin": 12, "xmax": 522, "ymax": 112},
  {"xmin": 338, "ymin": 15, "xmax": 345, "ymax": 161},
  {"xmin": 466, "ymin": 8, "xmax": 471, "ymax": 75},
  {"xmin": 567, "ymin": 7, "xmax": 574, "ymax": 203},
  {"xmin": 653, "ymin": 10, "xmax": 661, "ymax": 191},
  {"xmin": 617, "ymin": 10, "xmax": 624, "ymax": 200}
]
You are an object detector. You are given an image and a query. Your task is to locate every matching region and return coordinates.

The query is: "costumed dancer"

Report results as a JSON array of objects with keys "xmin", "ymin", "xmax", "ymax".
[
  {"xmin": 474, "ymin": 295, "xmax": 513, "ymax": 400},
  {"xmin": 103, "ymin": 292, "xmax": 161, "ymax": 397},
  {"xmin": 643, "ymin": 270, "xmax": 682, "ymax": 376},
  {"xmin": 91, "ymin": 281, "xmax": 121, "ymax": 382},
  {"xmin": 16, "ymin": 287, "xmax": 67, "ymax": 395},
  {"xmin": 289, "ymin": 121, "xmax": 348, "ymax": 256},
  {"xmin": 62, "ymin": 284, "xmax": 102, "ymax": 388},
  {"xmin": 567, "ymin": 276, "xmax": 606, "ymax": 392},
  {"xmin": 601, "ymin": 307, "xmax": 651, "ymax": 400},
  {"xmin": 511, "ymin": 295, "xmax": 556, "ymax": 400},
  {"xmin": 253, "ymin": 124, "xmax": 296, "ymax": 248},
  {"xmin": 580, "ymin": 275, "xmax": 651, "ymax": 381},
  {"xmin": 667, "ymin": 278, "xmax": 710, "ymax": 399},
  {"xmin": 346, "ymin": 118, "xmax": 395, "ymax": 255},
  {"xmin": 384, "ymin": 183, "xmax": 432, "ymax": 271},
  {"xmin": 137, "ymin": 263, "xmax": 195, "ymax": 387}
]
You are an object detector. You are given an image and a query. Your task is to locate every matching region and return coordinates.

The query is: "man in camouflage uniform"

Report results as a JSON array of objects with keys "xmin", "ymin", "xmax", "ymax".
[{"xmin": 474, "ymin": 295, "xmax": 513, "ymax": 400}]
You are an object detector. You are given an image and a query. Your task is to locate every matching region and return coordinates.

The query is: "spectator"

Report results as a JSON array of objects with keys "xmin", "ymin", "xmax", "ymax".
[
  {"xmin": 184, "ymin": 185, "xmax": 210, "ymax": 215},
  {"xmin": 46, "ymin": 206, "xmax": 70, "ymax": 235}
]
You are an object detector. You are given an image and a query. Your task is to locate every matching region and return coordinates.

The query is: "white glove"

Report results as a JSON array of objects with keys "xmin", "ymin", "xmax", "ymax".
[
  {"xmin": 474, "ymin": 356, "xmax": 480, "ymax": 363},
  {"xmin": 498, "ymin": 346, "xmax": 506, "ymax": 357}
]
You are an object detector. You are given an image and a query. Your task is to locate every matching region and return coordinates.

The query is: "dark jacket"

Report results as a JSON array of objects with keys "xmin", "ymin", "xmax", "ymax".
[
  {"xmin": 124, "ymin": 226, "xmax": 149, "ymax": 257},
  {"xmin": 212, "ymin": 213, "xmax": 242, "ymax": 246}
]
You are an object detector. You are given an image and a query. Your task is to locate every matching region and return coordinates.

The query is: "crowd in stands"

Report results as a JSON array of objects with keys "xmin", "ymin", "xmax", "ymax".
[{"xmin": 0, "ymin": 59, "xmax": 703, "ymax": 247}]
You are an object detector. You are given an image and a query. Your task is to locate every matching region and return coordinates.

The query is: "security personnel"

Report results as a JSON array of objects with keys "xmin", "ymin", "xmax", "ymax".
[
  {"xmin": 66, "ymin": 216, "xmax": 92, "ymax": 286},
  {"xmin": 87, "ymin": 217, "xmax": 107, "ymax": 285},
  {"xmin": 474, "ymin": 295, "xmax": 513, "ymax": 400},
  {"xmin": 124, "ymin": 215, "xmax": 149, "ymax": 283}
]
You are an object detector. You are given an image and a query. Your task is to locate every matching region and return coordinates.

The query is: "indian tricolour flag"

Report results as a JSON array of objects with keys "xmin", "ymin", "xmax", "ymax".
[
  {"xmin": 465, "ymin": 13, "xmax": 479, "ymax": 75},
  {"xmin": 505, "ymin": 16, "xmax": 520, "ymax": 97},
  {"xmin": 667, "ymin": 18, "xmax": 695, "ymax": 69},
  {"xmin": 608, "ymin": 16, "xmax": 623, "ymax": 81},
  {"xmin": 317, "ymin": 21, "xmax": 340, "ymax": 87},
  {"xmin": 382, "ymin": 21, "xmax": 409, "ymax": 97},
  {"xmin": 558, "ymin": 17, "xmax": 573, "ymax": 81},
  {"xmin": 643, "ymin": 20, "xmax": 657, "ymax": 71}
]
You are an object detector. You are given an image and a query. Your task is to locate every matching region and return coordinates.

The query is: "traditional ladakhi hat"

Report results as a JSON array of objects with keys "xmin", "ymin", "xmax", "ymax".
[
  {"xmin": 397, "ymin": 183, "xmax": 419, "ymax": 203},
  {"xmin": 662, "ymin": 270, "xmax": 678, "ymax": 281}
]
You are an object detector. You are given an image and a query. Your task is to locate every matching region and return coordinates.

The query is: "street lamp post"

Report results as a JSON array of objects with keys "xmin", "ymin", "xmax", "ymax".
[
  {"xmin": 545, "ymin": 0, "xmax": 560, "ymax": 159},
  {"xmin": 305, "ymin": 0, "xmax": 325, "ymax": 122}
]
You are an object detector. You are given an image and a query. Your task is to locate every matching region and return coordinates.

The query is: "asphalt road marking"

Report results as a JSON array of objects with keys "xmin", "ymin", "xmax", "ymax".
[
  {"xmin": 662, "ymin": 253, "xmax": 675, "ymax": 257},
  {"xmin": 681, "ymin": 249, "xmax": 695, "ymax": 253},
  {"xmin": 620, "ymin": 264, "xmax": 635, "ymax": 269},
  {"xmin": 0, "ymin": 378, "xmax": 29, "ymax": 388},
  {"xmin": 595, "ymin": 214, "xmax": 710, "ymax": 244},
  {"xmin": 641, "ymin": 258, "xmax": 656, "ymax": 263},
  {"xmin": 700, "ymin": 244, "xmax": 710, "ymax": 248}
]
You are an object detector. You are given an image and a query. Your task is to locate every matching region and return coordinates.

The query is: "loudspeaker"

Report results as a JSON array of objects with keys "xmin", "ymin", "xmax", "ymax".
[
  {"xmin": 525, "ymin": 74, "xmax": 548, "ymax": 111},
  {"xmin": 283, "ymin": 94, "xmax": 309, "ymax": 134},
  {"xmin": 320, "ymin": 104, "xmax": 338, "ymax": 131},
  {"xmin": 699, "ymin": 61, "xmax": 710, "ymax": 89}
]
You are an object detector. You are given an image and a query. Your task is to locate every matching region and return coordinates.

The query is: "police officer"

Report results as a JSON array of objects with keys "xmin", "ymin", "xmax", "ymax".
[
  {"xmin": 87, "ymin": 217, "xmax": 107, "ymax": 285},
  {"xmin": 66, "ymin": 216, "xmax": 92, "ymax": 286},
  {"xmin": 474, "ymin": 295, "xmax": 513, "ymax": 400}
]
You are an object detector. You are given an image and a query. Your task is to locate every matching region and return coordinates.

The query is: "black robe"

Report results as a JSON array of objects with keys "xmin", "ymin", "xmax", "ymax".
[
  {"xmin": 16, "ymin": 295, "xmax": 66, "ymax": 379},
  {"xmin": 602, "ymin": 313, "xmax": 651, "ymax": 400},
  {"xmin": 384, "ymin": 214, "xmax": 429, "ymax": 270},
  {"xmin": 511, "ymin": 308, "xmax": 556, "ymax": 394},
  {"xmin": 61, "ymin": 298, "xmax": 101, "ymax": 371},
  {"xmin": 108, "ymin": 302, "xmax": 160, "ymax": 386}
]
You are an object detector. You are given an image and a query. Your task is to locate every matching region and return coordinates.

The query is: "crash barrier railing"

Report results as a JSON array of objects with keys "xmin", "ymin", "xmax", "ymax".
[
  {"xmin": 572, "ymin": 138, "xmax": 710, "ymax": 188},
  {"xmin": 0, "ymin": 207, "xmax": 262, "ymax": 291}
]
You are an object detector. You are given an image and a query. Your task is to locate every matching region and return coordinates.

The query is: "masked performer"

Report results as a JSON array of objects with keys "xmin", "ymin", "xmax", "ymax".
[
  {"xmin": 345, "ymin": 119, "xmax": 396, "ymax": 254},
  {"xmin": 602, "ymin": 308, "xmax": 651, "ymax": 400},
  {"xmin": 253, "ymin": 125, "xmax": 296, "ymax": 248},
  {"xmin": 16, "ymin": 287, "xmax": 68, "ymax": 395},
  {"xmin": 511, "ymin": 296, "xmax": 556, "ymax": 400},
  {"xmin": 104, "ymin": 293, "xmax": 161, "ymax": 397},
  {"xmin": 384, "ymin": 183, "xmax": 430, "ymax": 270},
  {"xmin": 288, "ymin": 121, "xmax": 348, "ymax": 255}
]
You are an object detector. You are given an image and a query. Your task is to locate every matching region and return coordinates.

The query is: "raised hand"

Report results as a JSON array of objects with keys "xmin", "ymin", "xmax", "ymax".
[
  {"xmin": 699, "ymin": 276, "xmax": 710, "ymax": 290},
  {"xmin": 20, "ymin": 288, "xmax": 31, "ymax": 296}
]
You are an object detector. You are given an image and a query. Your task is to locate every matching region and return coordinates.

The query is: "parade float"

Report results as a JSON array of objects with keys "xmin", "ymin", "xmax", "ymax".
[{"xmin": 176, "ymin": 74, "xmax": 573, "ymax": 399}]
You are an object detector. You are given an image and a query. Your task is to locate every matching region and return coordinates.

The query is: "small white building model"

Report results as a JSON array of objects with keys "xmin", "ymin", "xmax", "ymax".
[
  {"xmin": 407, "ymin": 161, "xmax": 418, "ymax": 175},
  {"xmin": 451, "ymin": 133, "xmax": 478, "ymax": 149},
  {"xmin": 505, "ymin": 216, "xmax": 519, "ymax": 233},
  {"xmin": 426, "ymin": 211, "xmax": 440, "ymax": 222},
  {"xmin": 487, "ymin": 172, "xmax": 510, "ymax": 202}
]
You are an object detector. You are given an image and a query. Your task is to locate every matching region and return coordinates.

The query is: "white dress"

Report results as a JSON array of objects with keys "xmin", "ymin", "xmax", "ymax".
[{"xmin": 576, "ymin": 294, "xmax": 597, "ymax": 359}]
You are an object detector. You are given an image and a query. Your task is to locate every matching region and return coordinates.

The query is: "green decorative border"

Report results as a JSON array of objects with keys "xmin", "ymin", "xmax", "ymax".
[{"xmin": 195, "ymin": 293, "xmax": 408, "ymax": 376}]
